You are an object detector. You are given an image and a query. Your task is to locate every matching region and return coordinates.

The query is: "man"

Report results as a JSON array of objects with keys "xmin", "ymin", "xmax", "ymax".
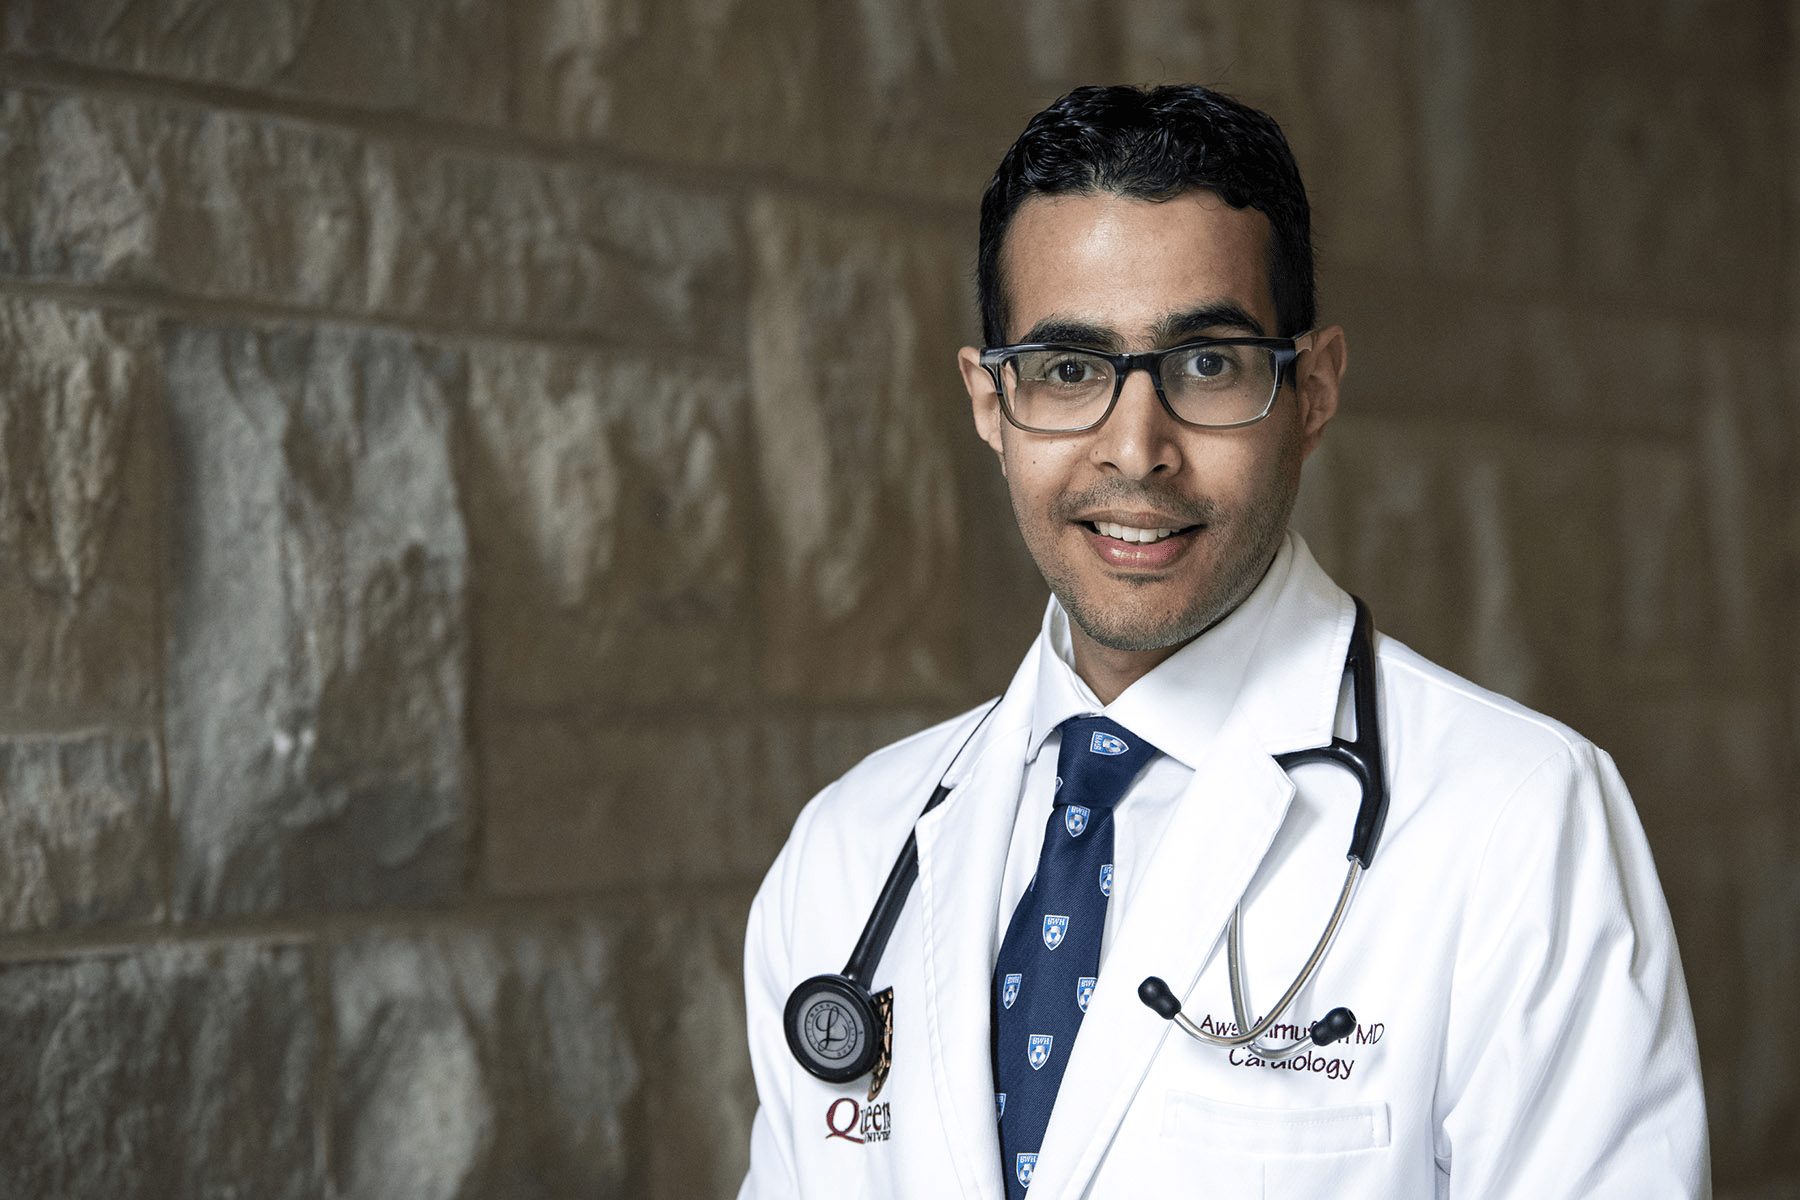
[{"xmin": 739, "ymin": 84, "xmax": 1708, "ymax": 1198}]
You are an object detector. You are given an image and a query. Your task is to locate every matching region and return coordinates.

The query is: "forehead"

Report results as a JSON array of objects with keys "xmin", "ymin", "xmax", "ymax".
[{"xmin": 999, "ymin": 190, "xmax": 1275, "ymax": 342}]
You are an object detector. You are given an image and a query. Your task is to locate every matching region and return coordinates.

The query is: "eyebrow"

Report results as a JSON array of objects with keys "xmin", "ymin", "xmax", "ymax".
[
  {"xmin": 1154, "ymin": 302, "xmax": 1266, "ymax": 342},
  {"xmin": 1015, "ymin": 301, "xmax": 1267, "ymax": 349}
]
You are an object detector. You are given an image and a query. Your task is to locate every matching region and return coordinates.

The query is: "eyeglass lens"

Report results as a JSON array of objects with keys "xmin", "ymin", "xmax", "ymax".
[{"xmin": 1000, "ymin": 344, "xmax": 1279, "ymax": 430}]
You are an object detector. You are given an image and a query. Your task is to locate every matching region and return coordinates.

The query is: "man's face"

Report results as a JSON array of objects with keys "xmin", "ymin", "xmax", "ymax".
[{"xmin": 959, "ymin": 190, "xmax": 1344, "ymax": 685}]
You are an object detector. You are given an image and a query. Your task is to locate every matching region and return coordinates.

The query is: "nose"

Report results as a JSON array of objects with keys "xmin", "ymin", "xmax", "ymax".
[{"xmin": 1090, "ymin": 367, "xmax": 1182, "ymax": 479}]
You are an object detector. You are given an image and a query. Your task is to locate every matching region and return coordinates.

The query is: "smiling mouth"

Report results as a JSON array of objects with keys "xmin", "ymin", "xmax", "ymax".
[{"xmin": 1088, "ymin": 520, "xmax": 1193, "ymax": 544}]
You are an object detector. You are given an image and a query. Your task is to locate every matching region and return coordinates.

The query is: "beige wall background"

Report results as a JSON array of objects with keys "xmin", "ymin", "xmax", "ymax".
[{"xmin": 0, "ymin": 0, "xmax": 1793, "ymax": 1196}]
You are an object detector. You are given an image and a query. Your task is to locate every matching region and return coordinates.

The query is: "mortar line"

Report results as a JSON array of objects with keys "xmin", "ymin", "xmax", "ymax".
[
  {"xmin": 0, "ymin": 52, "xmax": 976, "ymax": 225},
  {"xmin": 0, "ymin": 276, "xmax": 747, "ymax": 371},
  {"xmin": 0, "ymin": 880, "xmax": 763, "ymax": 965}
]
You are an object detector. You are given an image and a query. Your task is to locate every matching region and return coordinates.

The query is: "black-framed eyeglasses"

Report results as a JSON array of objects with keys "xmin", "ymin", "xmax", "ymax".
[{"xmin": 978, "ymin": 332, "xmax": 1315, "ymax": 433}]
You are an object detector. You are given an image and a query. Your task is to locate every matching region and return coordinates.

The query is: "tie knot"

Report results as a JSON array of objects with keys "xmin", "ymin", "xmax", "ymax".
[{"xmin": 1053, "ymin": 716, "xmax": 1159, "ymax": 811}]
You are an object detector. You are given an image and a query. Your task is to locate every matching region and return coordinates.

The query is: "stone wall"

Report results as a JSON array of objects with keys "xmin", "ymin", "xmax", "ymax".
[{"xmin": 0, "ymin": 1, "xmax": 1792, "ymax": 1196}]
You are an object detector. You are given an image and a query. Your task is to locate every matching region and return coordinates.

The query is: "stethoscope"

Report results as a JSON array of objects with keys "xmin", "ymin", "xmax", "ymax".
[{"xmin": 784, "ymin": 597, "xmax": 1389, "ymax": 1086}]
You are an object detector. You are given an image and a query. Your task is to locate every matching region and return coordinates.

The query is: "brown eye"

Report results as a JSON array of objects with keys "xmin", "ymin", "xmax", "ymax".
[{"xmin": 1172, "ymin": 348, "xmax": 1235, "ymax": 380}]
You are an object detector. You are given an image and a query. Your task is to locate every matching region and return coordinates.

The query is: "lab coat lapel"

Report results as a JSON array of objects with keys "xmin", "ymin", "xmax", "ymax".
[
  {"xmin": 913, "ymin": 701, "xmax": 1032, "ymax": 1200},
  {"xmin": 1026, "ymin": 736, "xmax": 1297, "ymax": 1199}
]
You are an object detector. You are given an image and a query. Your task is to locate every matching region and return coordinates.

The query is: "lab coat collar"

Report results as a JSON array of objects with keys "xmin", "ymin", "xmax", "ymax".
[{"xmin": 1028, "ymin": 532, "xmax": 1354, "ymax": 769}]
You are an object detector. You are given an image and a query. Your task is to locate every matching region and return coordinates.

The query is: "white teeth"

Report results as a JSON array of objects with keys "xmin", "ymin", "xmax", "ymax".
[{"xmin": 1094, "ymin": 521, "xmax": 1177, "ymax": 544}]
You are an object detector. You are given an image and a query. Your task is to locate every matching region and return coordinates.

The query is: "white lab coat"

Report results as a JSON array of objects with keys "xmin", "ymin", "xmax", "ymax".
[{"xmin": 740, "ymin": 535, "xmax": 1708, "ymax": 1199}]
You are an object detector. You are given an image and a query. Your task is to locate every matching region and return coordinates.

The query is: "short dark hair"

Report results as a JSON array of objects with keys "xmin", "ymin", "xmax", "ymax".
[{"xmin": 976, "ymin": 84, "xmax": 1314, "ymax": 346}]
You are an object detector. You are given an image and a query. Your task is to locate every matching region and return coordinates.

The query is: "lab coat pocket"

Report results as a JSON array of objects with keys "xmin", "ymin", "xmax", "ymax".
[{"xmin": 1161, "ymin": 1090, "xmax": 1391, "ymax": 1154}]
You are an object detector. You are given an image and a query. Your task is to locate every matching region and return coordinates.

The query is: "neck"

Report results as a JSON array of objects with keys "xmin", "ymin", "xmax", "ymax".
[
  {"xmin": 1069, "ymin": 632, "xmax": 1190, "ymax": 706},
  {"xmin": 1065, "ymin": 547, "xmax": 1283, "ymax": 704}
]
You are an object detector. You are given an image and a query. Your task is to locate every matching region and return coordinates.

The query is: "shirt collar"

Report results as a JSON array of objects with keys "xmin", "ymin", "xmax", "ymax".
[{"xmin": 1026, "ymin": 532, "xmax": 1304, "ymax": 771}]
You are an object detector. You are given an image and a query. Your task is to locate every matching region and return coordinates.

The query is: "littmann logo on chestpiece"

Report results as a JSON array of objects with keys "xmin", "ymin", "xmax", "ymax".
[{"xmin": 1089, "ymin": 732, "xmax": 1128, "ymax": 755}]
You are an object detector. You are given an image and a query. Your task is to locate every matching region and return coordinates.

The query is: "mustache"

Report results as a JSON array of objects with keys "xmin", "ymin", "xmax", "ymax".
[{"xmin": 1053, "ymin": 478, "xmax": 1220, "ymax": 528}]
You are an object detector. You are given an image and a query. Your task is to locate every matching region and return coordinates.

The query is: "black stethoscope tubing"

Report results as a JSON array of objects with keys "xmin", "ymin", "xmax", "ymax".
[{"xmin": 783, "ymin": 700, "xmax": 1002, "ymax": 1083}]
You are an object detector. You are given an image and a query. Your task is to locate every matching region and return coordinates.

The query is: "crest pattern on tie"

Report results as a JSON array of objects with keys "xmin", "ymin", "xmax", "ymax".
[{"xmin": 992, "ymin": 715, "xmax": 1159, "ymax": 1197}]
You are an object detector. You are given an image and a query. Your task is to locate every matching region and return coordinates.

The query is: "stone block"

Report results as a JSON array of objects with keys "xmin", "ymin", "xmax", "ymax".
[
  {"xmin": 0, "ymin": 89, "xmax": 741, "ymax": 346},
  {"xmin": 0, "ymin": 941, "xmax": 320, "ymax": 1198},
  {"xmin": 1295, "ymin": 0, "xmax": 1421, "ymax": 272},
  {"xmin": 331, "ymin": 918, "xmax": 638, "ymax": 1199},
  {"xmin": 1571, "ymin": 0, "xmax": 1786, "ymax": 86},
  {"xmin": 0, "ymin": 89, "xmax": 369, "ymax": 309},
  {"xmin": 162, "ymin": 321, "xmax": 470, "ymax": 919},
  {"xmin": 6, "ymin": 0, "xmax": 513, "ymax": 126},
  {"xmin": 1118, "ymin": 0, "xmax": 1310, "ymax": 146},
  {"xmin": 1404, "ymin": 0, "xmax": 1580, "ymax": 290},
  {"xmin": 358, "ymin": 139, "xmax": 741, "ymax": 346},
  {"xmin": 1327, "ymin": 275, "xmax": 1713, "ymax": 434},
  {"xmin": 620, "ymin": 893, "xmax": 757, "ymax": 1200},
  {"xmin": 1569, "ymin": 74, "xmax": 1783, "ymax": 320},
  {"xmin": 0, "ymin": 298, "xmax": 161, "ymax": 727},
  {"xmin": 1392, "ymin": 0, "xmax": 1783, "ymax": 308},
  {"xmin": 0, "ymin": 732, "xmax": 162, "ymax": 932},
  {"xmin": 1293, "ymin": 417, "xmax": 1616, "ymax": 715},
  {"xmin": 482, "ymin": 707, "xmax": 949, "ymax": 897},
  {"xmin": 7, "ymin": 0, "xmax": 1032, "ymax": 202},
  {"xmin": 507, "ymin": 0, "xmax": 1027, "ymax": 203},
  {"xmin": 1642, "ymin": 800, "xmax": 1800, "ymax": 1179},
  {"xmin": 461, "ymin": 343, "xmax": 754, "ymax": 713},
  {"xmin": 747, "ymin": 195, "xmax": 973, "ymax": 700}
]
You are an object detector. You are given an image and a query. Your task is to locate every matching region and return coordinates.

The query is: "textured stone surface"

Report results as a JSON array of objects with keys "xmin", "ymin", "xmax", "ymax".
[
  {"xmin": 0, "ymin": 941, "xmax": 320, "ymax": 1198},
  {"xmin": 0, "ymin": 732, "xmax": 162, "ymax": 932},
  {"xmin": 0, "ymin": 89, "xmax": 741, "ymax": 345},
  {"xmin": 0, "ymin": 298, "xmax": 161, "ymax": 727},
  {"xmin": 621, "ymin": 894, "xmax": 757, "ymax": 1200},
  {"xmin": 748, "ymin": 194, "xmax": 972, "ymax": 700},
  {"xmin": 505, "ymin": 0, "xmax": 1027, "ymax": 201},
  {"xmin": 4, "ymin": 0, "xmax": 1027, "ymax": 202},
  {"xmin": 162, "ymin": 321, "xmax": 470, "ymax": 918},
  {"xmin": 462, "ymin": 343, "xmax": 753, "ymax": 713},
  {"xmin": 483, "ymin": 707, "xmax": 948, "ymax": 897},
  {"xmin": 1296, "ymin": 0, "xmax": 1421, "ymax": 272},
  {"xmin": 357, "ymin": 138, "xmax": 741, "ymax": 346},
  {"xmin": 1295, "ymin": 418, "xmax": 1614, "ymax": 713},
  {"xmin": 1329, "ymin": 273, "xmax": 1721, "ymax": 431},
  {"xmin": 331, "ymin": 919, "xmax": 638, "ymax": 1199},
  {"xmin": 1654, "ymin": 798, "xmax": 1800, "ymax": 1185},
  {"xmin": 0, "ymin": 0, "xmax": 1796, "ymax": 1194},
  {"xmin": 1118, "ymin": 0, "xmax": 1309, "ymax": 141},
  {"xmin": 1403, "ymin": 0, "xmax": 1781, "ymax": 308},
  {"xmin": 6, "ymin": 0, "xmax": 514, "ymax": 126},
  {"xmin": 1568, "ymin": 74, "xmax": 1783, "ymax": 320}
]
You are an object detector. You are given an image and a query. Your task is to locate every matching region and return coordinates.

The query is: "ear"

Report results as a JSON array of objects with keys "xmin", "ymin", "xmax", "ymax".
[
  {"xmin": 1292, "ymin": 325, "xmax": 1346, "ymax": 459},
  {"xmin": 959, "ymin": 345, "xmax": 1008, "ymax": 472}
]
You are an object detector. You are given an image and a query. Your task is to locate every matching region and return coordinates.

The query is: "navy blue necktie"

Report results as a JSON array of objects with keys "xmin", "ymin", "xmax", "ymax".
[{"xmin": 993, "ymin": 716, "xmax": 1159, "ymax": 1197}]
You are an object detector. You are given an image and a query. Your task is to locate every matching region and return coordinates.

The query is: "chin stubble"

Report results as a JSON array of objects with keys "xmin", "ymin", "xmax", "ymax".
[{"xmin": 1035, "ymin": 476, "xmax": 1298, "ymax": 653}]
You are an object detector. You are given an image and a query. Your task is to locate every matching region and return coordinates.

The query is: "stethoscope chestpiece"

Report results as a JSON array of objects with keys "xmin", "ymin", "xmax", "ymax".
[
  {"xmin": 784, "ymin": 973, "xmax": 881, "ymax": 1084},
  {"xmin": 780, "ymin": 699, "xmax": 999, "ymax": 1085}
]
